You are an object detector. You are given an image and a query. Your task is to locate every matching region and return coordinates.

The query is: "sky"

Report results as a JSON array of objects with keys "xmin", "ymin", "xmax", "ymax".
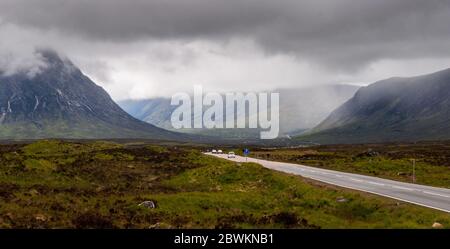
[{"xmin": 0, "ymin": 0, "xmax": 450, "ymax": 100}]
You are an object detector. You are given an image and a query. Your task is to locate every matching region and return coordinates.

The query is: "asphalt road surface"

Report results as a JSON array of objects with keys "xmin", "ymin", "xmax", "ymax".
[{"xmin": 206, "ymin": 153, "xmax": 450, "ymax": 213}]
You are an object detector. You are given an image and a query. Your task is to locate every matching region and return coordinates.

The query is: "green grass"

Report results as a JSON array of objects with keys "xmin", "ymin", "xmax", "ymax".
[
  {"xmin": 157, "ymin": 154, "xmax": 450, "ymax": 228},
  {"xmin": 252, "ymin": 143, "xmax": 450, "ymax": 188},
  {"xmin": 0, "ymin": 140, "xmax": 449, "ymax": 228}
]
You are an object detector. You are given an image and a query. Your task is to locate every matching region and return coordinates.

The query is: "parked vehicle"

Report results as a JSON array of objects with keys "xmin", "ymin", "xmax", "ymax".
[
  {"xmin": 217, "ymin": 150, "xmax": 223, "ymax": 154},
  {"xmin": 227, "ymin": 151, "xmax": 236, "ymax": 158},
  {"xmin": 212, "ymin": 149, "xmax": 217, "ymax": 154}
]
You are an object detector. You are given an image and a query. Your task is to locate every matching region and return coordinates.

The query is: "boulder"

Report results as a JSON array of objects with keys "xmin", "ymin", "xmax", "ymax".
[
  {"xmin": 356, "ymin": 149, "xmax": 380, "ymax": 158},
  {"xmin": 336, "ymin": 196, "xmax": 348, "ymax": 203},
  {"xmin": 139, "ymin": 200, "xmax": 156, "ymax": 209},
  {"xmin": 35, "ymin": 214, "xmax": 47, "ymax": 222},
  {"xmin": 432, "ymin": 222, "xmax": 444, "ymax": 229}
]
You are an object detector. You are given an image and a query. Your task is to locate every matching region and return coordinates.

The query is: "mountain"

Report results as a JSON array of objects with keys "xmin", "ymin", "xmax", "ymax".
[
  {"xmin": 299, "ymin": 68, "xmax": 450, "ymax": 144},
  {"xmin": 0, "ymin": 50, "xmax": 181, "ymax": 140},
  {"xmin": 118, "ymin": 98, "xmax": 175, "ymax": 131},
  {"xmin": 118, "ymin": 85, "xmax": 359, "ymax": 138},
  {"xmin": 276, "ymin": 85, "xmax": 360, "ymax": 135},
  {"xmin": 118, "ymin": 97, "xmax": 261, "ymax": 139}
]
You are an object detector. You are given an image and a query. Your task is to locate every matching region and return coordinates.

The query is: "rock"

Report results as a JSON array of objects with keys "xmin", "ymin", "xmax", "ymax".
[
  {"xmin": 138, "ymin": 200, "xmax": 156, "ymax": 209},
  {"xmin": 149, "ymin": 222, "xmax": 171, "ymax": 229},
  {"xmin": 432, "ymin": 222, "xmax": 443, "ymax": 229},
  {"xmin": 35, "ymin": 214, "xmax": 47, "ymax": 222},
  {"xmin": 336, "ymin": 196, "xmax": 348, "ymax": 203},
  {"xmin": 149, "ymin": 222, "xmax": 160, "ymax": 229},
  {"xmin": 356, "ymin": 149, "xmax": 380, "ymax": 158}
]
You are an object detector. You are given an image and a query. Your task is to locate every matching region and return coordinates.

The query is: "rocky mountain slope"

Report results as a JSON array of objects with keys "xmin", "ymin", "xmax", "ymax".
[
  {"xmin": 299, "ymin": 68, "xmax": 450, "ymax": 144},
  {"xmin": 0, "ymin": 50, "xmax": 181, "ymax": 140}
]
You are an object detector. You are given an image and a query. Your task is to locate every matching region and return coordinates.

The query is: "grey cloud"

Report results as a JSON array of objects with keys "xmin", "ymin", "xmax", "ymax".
[
  {"xmin": 0, "ymin": 0, "xmax": 280, "ymax": 41},
  {"xmin": 0, "ymin": 23, "xmax": 49, "ymax": 77},
  {"xmin": 1, "ymin": 0, "xmax": 450, "ymax": 72}
]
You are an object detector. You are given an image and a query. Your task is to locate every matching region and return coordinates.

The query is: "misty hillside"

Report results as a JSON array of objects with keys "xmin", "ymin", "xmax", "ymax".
[
  {"xmin": 119, "ymin": 85, "xmax": 359, "ymax": 138},
  {"xmin": 119, "ymin": 97, "xmax": 262, "ymax": 139},
  {"xmin": 0, "ymin": 50, "xmax": 182, "ymax": 140},
  {"xmin": 118, "ymin": 98, "xmax": 175, "ymax": 130},
  {"xmin": 299, "ymin": 68, "xmax": 450, "ymax": 144},
  {"xmin": 276, "ymin": 85, "xmax": 360, "ymax": 135}
]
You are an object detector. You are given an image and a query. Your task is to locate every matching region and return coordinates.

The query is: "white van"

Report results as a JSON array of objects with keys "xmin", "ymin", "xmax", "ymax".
[
  {"xmin": 217, "ymin": 150, "xmax": 223, "ymax": 154},
  {"xmin": 227, "ymin": 152, "xmax": 236, "ymax": 158},
  {"xmin": 212, "ymin": 149, "xmax": 217, "ymax": 154}
]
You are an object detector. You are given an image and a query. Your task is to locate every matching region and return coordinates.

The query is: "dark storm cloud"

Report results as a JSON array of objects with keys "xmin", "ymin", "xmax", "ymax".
[
  {"xmin": 0, "ymin": 0, "xmax": 281, "ymax": 40},
  {"xmin": 1, "ymin": 0, "xmax": 450, "ymax": 71}
]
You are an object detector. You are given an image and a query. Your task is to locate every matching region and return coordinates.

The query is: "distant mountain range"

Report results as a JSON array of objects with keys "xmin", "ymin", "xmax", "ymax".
[
  {"xmin": 2, "ymin": 50, "xmax": 449, "ymax": 144},
  {"xmin": 299, "ymin": 68, "xmax": 450, "ymax": 144},
  {"xmin": 118, "ymin": 85, "xmax": 359, "ymax": 139},
  {"xmin": 0, "ymin": 50, "xmax": 181, "ymax": 140}
]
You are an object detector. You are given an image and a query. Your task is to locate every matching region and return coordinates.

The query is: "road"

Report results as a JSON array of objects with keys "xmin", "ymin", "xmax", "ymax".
[{"xmin": 205, "ymin": 153, "xmax": 450, "ymax": 213}]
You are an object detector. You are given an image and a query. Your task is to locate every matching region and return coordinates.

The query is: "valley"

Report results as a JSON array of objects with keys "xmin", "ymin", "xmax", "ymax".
[{"xmin": 0, "ymin": 140, "xmax": 448, "ymax": 228}]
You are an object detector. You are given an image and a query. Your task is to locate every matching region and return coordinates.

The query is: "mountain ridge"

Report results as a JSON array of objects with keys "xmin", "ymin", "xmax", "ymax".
[
  {"xmin": 0, "ymin": 50, "xmax": 183, "ymax": 140},
  {"xmin": 299, "ymin": 68, "xmax": 450, "ymax": 144},
  {"xmin": 119, "ymin": 84, "xmax": 360, "ymax": 139}
]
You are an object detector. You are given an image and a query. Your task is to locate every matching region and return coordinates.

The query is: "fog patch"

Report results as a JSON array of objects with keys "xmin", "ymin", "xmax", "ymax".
[{"xmin": 0, "ymin": 22, "xmax": 48, "ymax": 78}]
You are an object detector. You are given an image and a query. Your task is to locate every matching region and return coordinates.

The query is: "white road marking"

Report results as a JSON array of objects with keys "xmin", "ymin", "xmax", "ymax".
[
  {"xmin": 391, "ymin": 185, "xmax": 414, "ymax": 191},
  {"xmin": 367, "ymin": 181, "xmax": 385, "ymax": 186},
  {"xmin": 423, "ymin": 191, "xmax": 450, "ymax": 198},
  {"xmin": 349, "ymin": 178, "xmax": 363, "ymax": 182}
]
